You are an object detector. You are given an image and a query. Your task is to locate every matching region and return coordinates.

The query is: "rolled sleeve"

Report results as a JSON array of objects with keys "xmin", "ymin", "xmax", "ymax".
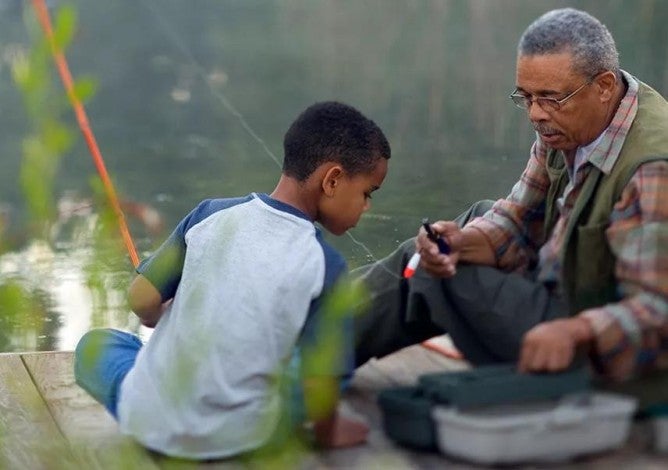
[{"xmin": 466, "ymin": 139, "xmax": 550, "ymax": 271}]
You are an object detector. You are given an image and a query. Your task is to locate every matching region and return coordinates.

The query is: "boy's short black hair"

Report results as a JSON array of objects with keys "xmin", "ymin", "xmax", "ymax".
[{"xmin": 282, "ymin": 101, "xmax": 391, "ymax": 181}]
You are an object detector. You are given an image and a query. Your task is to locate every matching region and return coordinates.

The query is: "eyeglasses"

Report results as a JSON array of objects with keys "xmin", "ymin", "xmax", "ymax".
[{"xmin": 509, "ymin": 79, "xmax": 592, "ymax": 112}]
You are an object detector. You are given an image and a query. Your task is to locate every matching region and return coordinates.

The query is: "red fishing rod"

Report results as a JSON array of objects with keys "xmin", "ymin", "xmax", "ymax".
[{"xmin": 31, "ymin": 0, "xmax": 139, "ymax": 268}]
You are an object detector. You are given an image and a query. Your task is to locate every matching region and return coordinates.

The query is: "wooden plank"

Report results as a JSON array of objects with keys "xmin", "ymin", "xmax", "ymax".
[
  {"xmin": 353, "ymin": 343, "xmax": 470, "ymax": 391},
  {"xmin": 9, "ymin": 347, "xmax": 666, "ymax": 469},
  {"xmin": 316, "ymin": 344, "xmax": 473, "ymax": 469},
  {"xmin": 21, "ymin": 351, "xmax": 160, "ymax": 469},
  {"xmin": 350, "ymin": 345, "xmax": 668, "ymax": 469},
  {"xmin": 20, "ymin": 351, "xmax": 324, "ymax": 469},
  {"xmin": 20, "ymin": 351, "xmax": 118, "ymax": 442},
  {"xmin": 0, "ymin": 353, "xmax": 79, "ymax": 469}
]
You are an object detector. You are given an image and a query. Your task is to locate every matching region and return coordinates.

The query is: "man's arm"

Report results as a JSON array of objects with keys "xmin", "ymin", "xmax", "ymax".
[
  {"xmin": 520, "ymin": 161, "xmax": 668, "ymax": 379},
  {"xmin": 419, "ymin": 139, "xmax": 551, "ymax": 278}
]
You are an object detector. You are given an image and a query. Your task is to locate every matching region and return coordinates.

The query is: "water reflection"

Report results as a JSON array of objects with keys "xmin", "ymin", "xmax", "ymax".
[
  {"xmin": 0, "ymin": 0, "xmax": 666, "ymax": 351},
  {"xmin": 0, "ymin": 238, "xmax": 138, "ymax": 352}
]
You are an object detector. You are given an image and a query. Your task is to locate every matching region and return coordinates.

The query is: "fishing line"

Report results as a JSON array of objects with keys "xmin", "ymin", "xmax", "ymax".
[
  {"xmin": 32, "ymin": 0, "xmax": 140, "ymax": 268},
  {"xmin": 33, "ymin": 1, "xmax": 458, "ymax": 361},
  {"xmin": 142, "ymin": 2, "xmax": 459, "ymax": 359},
  {"xmin": 140, "ymin": 0, "xmax": 281, "ymax": 169},
  {"xmin": 140, "ymin": 0, "xmax": 403, "ymax": 280}
]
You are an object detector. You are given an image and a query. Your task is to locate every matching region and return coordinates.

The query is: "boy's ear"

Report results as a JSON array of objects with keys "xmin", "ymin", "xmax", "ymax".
[{"xmin": 322, "ymin": 165, "xmax": 344, "ymax": 196}]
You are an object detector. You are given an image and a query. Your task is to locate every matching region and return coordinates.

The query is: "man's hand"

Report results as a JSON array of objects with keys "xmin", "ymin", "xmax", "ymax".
[
  {"xmin": 518, "ymin": 317, "xmax": 594, "ymax": 372},
  {"xmin": 416, "ymin": 220, "xmax": 461, "ymax": 277}
]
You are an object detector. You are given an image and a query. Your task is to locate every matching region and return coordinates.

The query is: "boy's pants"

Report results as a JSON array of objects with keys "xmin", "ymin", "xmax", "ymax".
[
  {"xmin": 74, "ymin": 328, "xmax": 143, "ymax": 418},
  {"xmin": 73, "ymin": 329, "xmax": 308, "ymax": 426},
  {"xmin": 353, "ymin": 200, "xmax": 569, "ymax": 367}
]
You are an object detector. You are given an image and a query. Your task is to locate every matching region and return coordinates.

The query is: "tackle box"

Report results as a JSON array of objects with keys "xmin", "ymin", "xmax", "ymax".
[
  {"xmin": 377, "ymin": 386, "xmax": 438, "ymax": 450},
  {"xmin": 418, "ymin": 364, "xmax": 590, "ymax": 408},
  {"xmin": 431, "ymin": 392, "xmax": 637, "ymax": 464},
  {"xmin": 378, "ymin": 364, "xmax": 637, "ymax": 463},
  {"xmin": 645, "ymin": 404, "xmax": 668, "ymax": 453}
]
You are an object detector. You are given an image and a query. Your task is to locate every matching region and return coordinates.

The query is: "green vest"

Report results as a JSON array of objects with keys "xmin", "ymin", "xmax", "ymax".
[
  {"xmin": 540, "ymin": 81, "xmax": 668, "ymax": 408},
  {"xmin": 542, "ymin": 81, "xmax": 668, "ymax": 315}
]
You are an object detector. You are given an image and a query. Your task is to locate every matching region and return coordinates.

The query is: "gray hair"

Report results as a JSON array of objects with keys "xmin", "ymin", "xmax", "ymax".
[{"xmin": 518, "ymin": 8, "xmax": 619, "ymax": 79}]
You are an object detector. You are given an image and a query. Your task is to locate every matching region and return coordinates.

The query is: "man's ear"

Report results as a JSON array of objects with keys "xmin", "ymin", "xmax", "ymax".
[
  {"xmin": 595, "ymin": 70, "xmax": 618, "ymax": 102},
  {"xmin": 322, "ymin": 165, "xmax": 344, "ymax": 196}
]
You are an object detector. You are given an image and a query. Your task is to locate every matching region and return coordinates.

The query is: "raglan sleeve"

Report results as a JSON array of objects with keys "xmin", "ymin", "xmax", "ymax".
[
  {"xmin": 136, "ymin": 201, "xmax": 206, "ymax": 301},
  {"xmin": 298, "ymin": 246, "xmax": 355, "ymax": 382}
]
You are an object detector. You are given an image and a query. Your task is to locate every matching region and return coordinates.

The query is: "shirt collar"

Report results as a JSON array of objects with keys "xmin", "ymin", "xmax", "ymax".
[
  {"xmin": 585, "ymin": 70, "xmax": 639, "ymax": 174},
  {"xmin": 254, "ymin": 192, "xmax": 312, "ymax": 222}
]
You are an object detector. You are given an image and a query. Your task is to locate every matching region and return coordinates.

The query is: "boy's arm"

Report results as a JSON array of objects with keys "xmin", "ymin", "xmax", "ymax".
[
  {"xmin": 299, "ymin": 276, "xmax": 369, "ymax": 447},
  {"xmin": 128, "ymin": 274, "xmax": 167, "ymax": 328}
]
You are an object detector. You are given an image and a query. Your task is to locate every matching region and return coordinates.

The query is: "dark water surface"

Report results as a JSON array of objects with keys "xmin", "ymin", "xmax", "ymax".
[{"xmin": 0, "ymin": 0, "xmax": 666, "ymax": 351}]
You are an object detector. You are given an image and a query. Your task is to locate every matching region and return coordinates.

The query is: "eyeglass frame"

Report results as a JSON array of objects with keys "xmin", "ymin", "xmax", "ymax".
[{"xmin": 508, "ymin": 77, "xmax": 595, "ymax": 112}]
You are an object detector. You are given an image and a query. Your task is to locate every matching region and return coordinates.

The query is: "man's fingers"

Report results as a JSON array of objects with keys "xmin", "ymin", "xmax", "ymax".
[
  {"xmin": 518, "ymin": 340, "xmax": 538, "ymax": 372},
  {"xmin": 420, "ymin": 254, "xmax": 457, "ymax": 278}
]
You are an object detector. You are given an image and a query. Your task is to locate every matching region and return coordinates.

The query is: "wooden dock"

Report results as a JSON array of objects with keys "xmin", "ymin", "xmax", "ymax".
[{"xmin": 1, "ymin": 340, "xmax": 666, "ymax": 469}]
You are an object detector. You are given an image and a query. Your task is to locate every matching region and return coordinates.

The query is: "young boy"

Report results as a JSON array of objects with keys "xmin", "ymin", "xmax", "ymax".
[{"xmin": 74, "ymin": 101, "xmax": 390, "ymax": 459}]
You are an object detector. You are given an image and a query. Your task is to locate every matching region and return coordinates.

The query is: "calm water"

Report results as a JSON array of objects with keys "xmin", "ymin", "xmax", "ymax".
[{"xmin": 0, "ymin": 0, "xmax": 666, "ymax": 351}]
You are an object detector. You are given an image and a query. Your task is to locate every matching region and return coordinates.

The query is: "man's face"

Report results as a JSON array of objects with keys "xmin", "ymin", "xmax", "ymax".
[{"xmin": 515, "ymin": 52, "xmax": 608, "ymax": 151}]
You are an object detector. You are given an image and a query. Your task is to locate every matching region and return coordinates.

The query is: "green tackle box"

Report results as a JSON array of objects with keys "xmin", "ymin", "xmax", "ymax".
[
  {"xmin": 418, "ymin": 364, "xmax": 591, "ymax": 408},
  {"xmin": 377, "ymin": 386, "xmax": 438, "ymax": 450}
]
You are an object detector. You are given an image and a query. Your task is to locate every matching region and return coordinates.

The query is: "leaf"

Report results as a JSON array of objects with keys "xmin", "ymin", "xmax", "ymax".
[
  {"xmin": 71, "ymin": 77, "xmax": 98, "ymax": 103},
  {"xmin": 43, "ymin": 119, "xmax": 74, "ymax": 154},
  {"xmin": 52, "ymin": 4, "xmax": 78, "ymax": 50}
]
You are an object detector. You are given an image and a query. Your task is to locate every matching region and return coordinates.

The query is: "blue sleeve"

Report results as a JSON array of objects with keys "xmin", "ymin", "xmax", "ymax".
[
  {"xmin": 137, "ymin": 197, "xmax": 252, "ymax": 300},
  {"xmin": 298, "ymin": 236, "xmax": 355, "ymax": 380},
  {"xmin": 136, "ymin": 213, "xmax": 190, "ymax": 301}
]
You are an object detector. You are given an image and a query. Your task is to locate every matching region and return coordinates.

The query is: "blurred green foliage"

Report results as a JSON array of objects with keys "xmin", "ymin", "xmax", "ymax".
[{"xmin": 1, "ymin": 2, "xmax": 128, "ymax": 352}]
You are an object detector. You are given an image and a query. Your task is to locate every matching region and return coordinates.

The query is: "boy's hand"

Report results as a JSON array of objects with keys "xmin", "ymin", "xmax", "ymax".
[
  {"xmin": 518, "ymin": 317, "xmax": 594, "ymax": 372},
  {"xmin": 416, "ymin": 220, "xmax": 461, "ymax": 278},
  {"xmin": 313, "ymin": 413, "xmax": 369, "ymax": 448}
]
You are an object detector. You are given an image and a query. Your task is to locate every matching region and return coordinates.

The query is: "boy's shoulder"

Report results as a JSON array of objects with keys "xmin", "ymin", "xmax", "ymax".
[
  {"xmin": 312, "ymin": 230, "xmax": 348, "ymax": 286},
  {"xmin": 177, "ymin": 195, "xmax": 257, "ymax": 234},
  {"xmin": 190, "ymin": 195, "xmax": 256, "ymax": 218}
]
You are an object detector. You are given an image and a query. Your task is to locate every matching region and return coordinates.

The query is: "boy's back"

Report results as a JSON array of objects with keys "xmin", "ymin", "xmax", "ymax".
[
  {"xmin": 74, "ymin": 101, "xmax": 390, "ymax": 458},
  {"xmin": 119, "ymin": 193, "xmax": 346, "ymax": 458}
]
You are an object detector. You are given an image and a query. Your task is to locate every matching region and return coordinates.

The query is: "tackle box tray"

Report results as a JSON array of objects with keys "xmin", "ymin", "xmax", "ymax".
[
  {"xmin": 418, "ymin": 364, "xmax": 590, "ymax": 408},
  {"xmin": 431, "ymin": 392, "xmax": 637, "ymax": 464}
]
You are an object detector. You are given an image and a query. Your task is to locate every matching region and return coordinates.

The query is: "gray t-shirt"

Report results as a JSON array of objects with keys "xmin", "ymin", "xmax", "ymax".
[{"xmin": 118, "ymin": 193, "xmax": 350, "ymax": 458}]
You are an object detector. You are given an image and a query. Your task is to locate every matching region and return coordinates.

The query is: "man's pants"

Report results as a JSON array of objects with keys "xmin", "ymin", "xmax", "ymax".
[{"xmin": 353, "ymin": 200, "xmax": 569, "ymax": 367}]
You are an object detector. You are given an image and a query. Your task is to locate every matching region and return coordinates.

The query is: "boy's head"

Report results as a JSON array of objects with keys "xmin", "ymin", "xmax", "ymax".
[
  {"xmin": 283, "ymin": 101, "xmax": 391, "ymax": 181},
  {"xmin": 282, "ymin": 101, "xmax": 391, "ymax": 235}
]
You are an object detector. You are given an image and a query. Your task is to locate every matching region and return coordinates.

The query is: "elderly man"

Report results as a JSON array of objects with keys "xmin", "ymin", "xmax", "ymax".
[{"xmin": 354, "ymin": 8, "xmax": 667, "ymax": 401}]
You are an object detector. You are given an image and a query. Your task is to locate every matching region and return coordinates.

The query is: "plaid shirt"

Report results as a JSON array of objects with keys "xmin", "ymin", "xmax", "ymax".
[{"xmin": 468, "ymin": 72, "xmax": 668, "ymax": 380}]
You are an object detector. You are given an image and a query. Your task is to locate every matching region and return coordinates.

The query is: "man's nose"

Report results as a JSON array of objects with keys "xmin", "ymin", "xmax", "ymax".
[{"xmin": 527, "ymin": 100, "xmax": 550, "ymax": 122}]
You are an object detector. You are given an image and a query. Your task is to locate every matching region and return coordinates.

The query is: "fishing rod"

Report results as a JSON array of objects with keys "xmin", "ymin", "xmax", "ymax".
[{"xmin": 31, "ymin": 0, "xmax": 140, "ymax": 268}]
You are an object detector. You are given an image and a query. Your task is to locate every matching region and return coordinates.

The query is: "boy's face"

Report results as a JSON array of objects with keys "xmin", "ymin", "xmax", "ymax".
[{"xmin": 319, "ymin": 158, "xmax": 388, "ymax": 236}]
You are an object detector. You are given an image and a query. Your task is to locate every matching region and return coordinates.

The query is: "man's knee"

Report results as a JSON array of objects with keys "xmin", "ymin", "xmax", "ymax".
[
  {"xmin": 454, "ymin": 199, "xmax": 495, "ymax": 227},
  {"xmin": 471, "ymin": 199, "xmax": 494, "ymax": 217}
]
